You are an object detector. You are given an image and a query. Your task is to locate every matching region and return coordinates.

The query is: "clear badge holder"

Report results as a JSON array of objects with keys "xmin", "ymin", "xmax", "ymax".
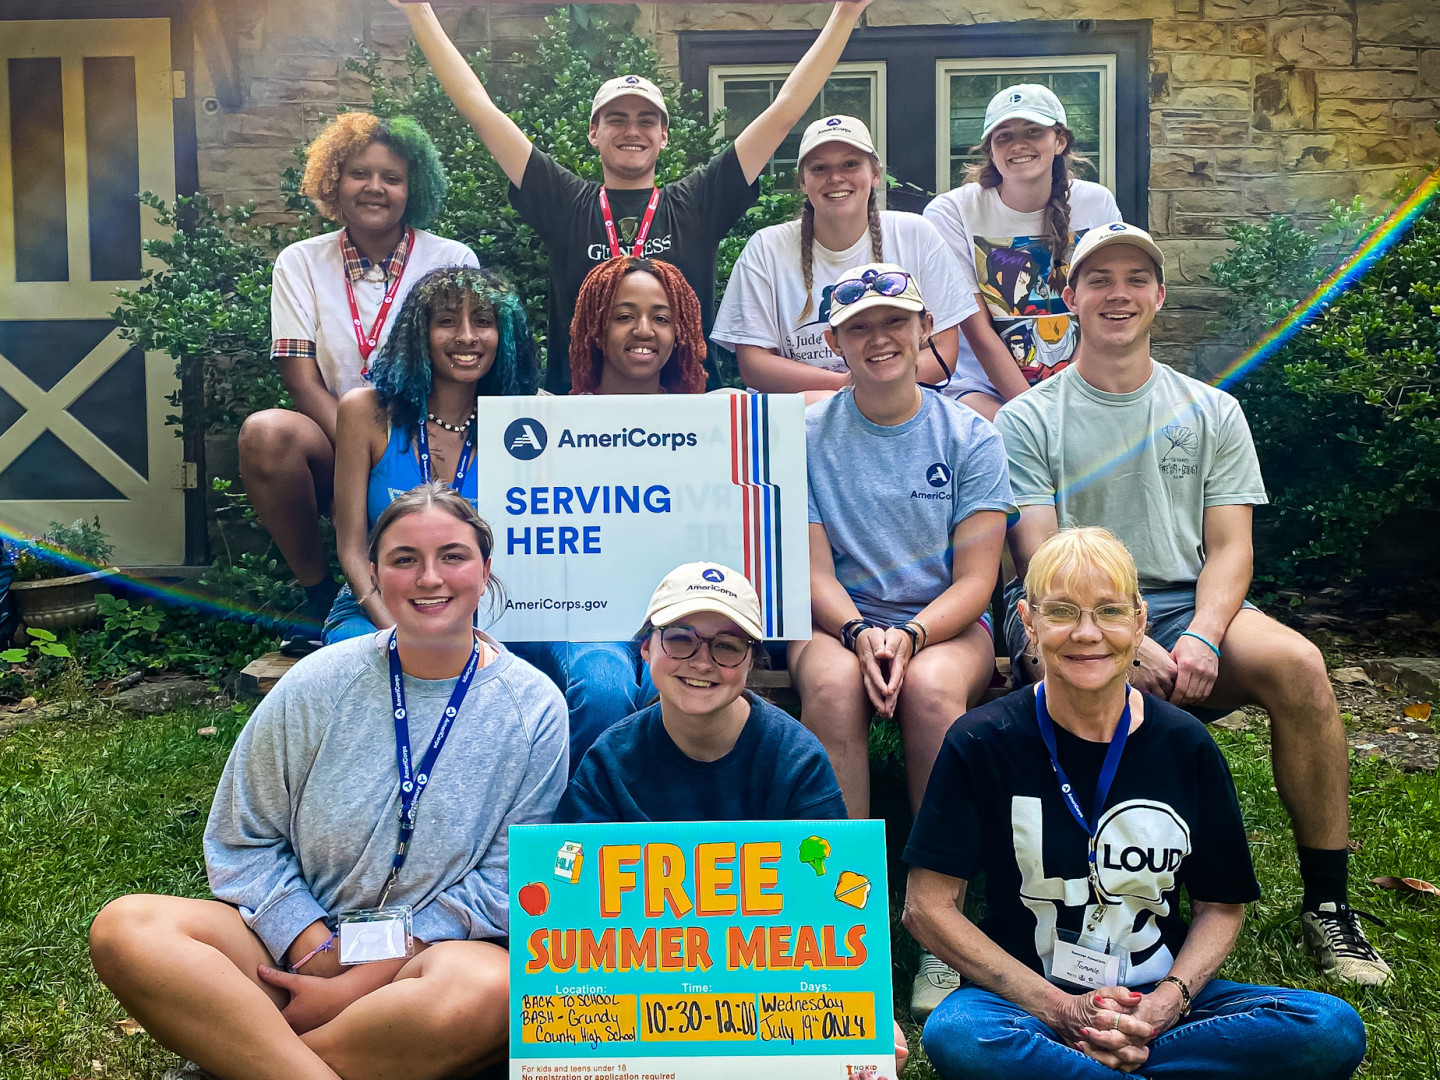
[
  {"xmin": 338, "ymin": 906, "xmax": 414, "ymax": 965},
  {"xmin": 1050, "ymin": 926, "xmax": 1129, "ymax": 990}
]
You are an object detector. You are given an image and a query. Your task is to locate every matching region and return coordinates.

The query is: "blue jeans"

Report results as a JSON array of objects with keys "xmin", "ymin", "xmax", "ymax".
[
  {"xmin": 551, "ymin": 640, "xmax": 655, "ymax": 775},
  {"xmin": 321, "ymin": 584, "xmax": 378, "ymax": 645},
  {"xmin": 923, "ymin": 979, "xmax": 1365, "ymax": 1080}
]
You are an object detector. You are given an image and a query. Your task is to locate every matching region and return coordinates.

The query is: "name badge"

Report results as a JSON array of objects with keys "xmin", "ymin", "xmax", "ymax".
[
  {"xmin": 1050, "ymin": 929, "xmax": 1127, "ymax": 990},
  {"xmin": 338, "ymin": 906, "xmax": 414, "ymax": 966}
]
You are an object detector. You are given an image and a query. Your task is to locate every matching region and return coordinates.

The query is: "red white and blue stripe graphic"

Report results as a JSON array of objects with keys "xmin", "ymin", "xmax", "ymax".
[{"xmin": 730, "ymin": 393, "xmax": 785, "ymax": 637}]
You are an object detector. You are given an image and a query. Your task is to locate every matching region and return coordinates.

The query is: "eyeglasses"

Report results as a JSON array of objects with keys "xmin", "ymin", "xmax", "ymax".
[
  {"xmin": 1032, "ymin": 602, "xmax": 1140, "ymax": 630},
  {"xmin": 832, "ymin": 269, "xmax": 913, "ymax": 307},
  {"xmin": 658, "ymin": 626, "xmax": 753, "ymax": 668}
]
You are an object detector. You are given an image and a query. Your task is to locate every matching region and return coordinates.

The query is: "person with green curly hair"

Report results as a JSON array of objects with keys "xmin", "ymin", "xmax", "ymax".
[
  {"xmin": 326, "ymin": 265, "xmax": 537, "ymax": 644},
  {"xmin": 239, "ymin": 110, "xmax": 480, "ymax": 655}
]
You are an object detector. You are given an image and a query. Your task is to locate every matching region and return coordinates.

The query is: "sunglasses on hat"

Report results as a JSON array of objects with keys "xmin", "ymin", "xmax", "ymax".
[{"xmin": 832, "ymin": 268, "xmax": 912, "ymax": 307}]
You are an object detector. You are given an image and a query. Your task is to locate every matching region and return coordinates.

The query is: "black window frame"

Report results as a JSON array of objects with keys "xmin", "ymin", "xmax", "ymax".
[{"xmin": 679, "ymin": 19, "xmax": 1150, "ymax": 225}]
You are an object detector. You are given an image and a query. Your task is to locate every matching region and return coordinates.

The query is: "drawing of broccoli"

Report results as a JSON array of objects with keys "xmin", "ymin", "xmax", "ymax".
[{"xmin": 799, "ymin": 835, "xmax": 832, "ymax": 876}]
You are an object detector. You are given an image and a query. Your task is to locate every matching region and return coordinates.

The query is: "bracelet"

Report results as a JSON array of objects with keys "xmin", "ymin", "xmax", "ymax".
[
  {"xmin": 840, "ymin": 619, "xmax": 874, "ymax": 652},
  {"xmin": 1178, "ymin": 630, "xmax": 1221, "ymax": 660},
  {"xmin": 903, "ymin": 619, "xmax": 929, "ymax": 651},
  {"xmin": 353, "ymin": 586, "xmax": 377, "ymax": 607},
  {"xmin": 895, "ymin": 623, "xmax": 921, "ymax": 656},
  {"xmin": 1157, "ymin": 974, "xmax": 1192, "ymax": 1016},
  {"xmin": 290, "ymin": 931, "xmax": 337, "ymax": 973}
]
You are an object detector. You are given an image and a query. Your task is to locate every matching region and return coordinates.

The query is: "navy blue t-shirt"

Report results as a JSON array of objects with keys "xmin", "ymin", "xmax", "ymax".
[
  {"xmin": 904, "ymin": 688, "xmax": 1259, "ymax": 986},
  {"xmin": 556, "ymin": 693, "xmax": 847, "ymax": 823}
]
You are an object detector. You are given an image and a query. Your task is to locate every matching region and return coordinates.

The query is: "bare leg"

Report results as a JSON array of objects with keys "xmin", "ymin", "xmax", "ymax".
[
  {"xmin": 1204, "ymin": 608, "xmax": 1349, "ymax": 849},
  {"xmin": 238, "ymin": 409, "xmax": 335, "ymax": 588},
  {"xmin": 790, "ymin": 633, "xmax": 874, "ymax": 817},
  {"xmin": 958, "ymin": 391, "xmax": 1003, "ymax": 421},
  {"xmin": 305, "ymin": 941, "xmax": 509, "ymax": 1080},
  {"xmin": 88, "ymin": 894, "xmax": 338, "ymax": 1080},
  {"xmin": 894, "ymin": 624, "xmax": 995, "ymax": 813}
]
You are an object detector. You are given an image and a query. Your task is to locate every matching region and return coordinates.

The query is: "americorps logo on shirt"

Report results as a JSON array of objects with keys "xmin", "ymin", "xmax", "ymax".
[{"xmin": 910, "ymin": 461, "xmax": 953, "ymax": 502}]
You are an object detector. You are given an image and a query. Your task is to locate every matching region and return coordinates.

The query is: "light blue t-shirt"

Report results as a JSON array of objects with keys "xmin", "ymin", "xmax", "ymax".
[{"xmin": 806, "ymin": 388, "xmax": 1016, "ymax": 625}]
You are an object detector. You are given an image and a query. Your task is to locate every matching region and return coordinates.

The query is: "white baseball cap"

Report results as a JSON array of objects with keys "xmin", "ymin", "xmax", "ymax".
[
  {"xmin": 1067, "ymin": 221, "xmax": 1166, "ymax": 285},
  {"xmin": 827, "ymin": 262, "xmax": 926, "ymax": 328},
  {"xmin": 644, "ymin": 562, "xmax": 764, "ymax": 642},
  {"xmin": 982, "ymin": 84, "xmax": 1067, "ymax": 140},
  {"xmin": 797, "ymin": 115, "xmax": 877, "ymax": 165},
  {"xmin": 591, "ymin": 75, "xmax": 668, "ymax": 124}
]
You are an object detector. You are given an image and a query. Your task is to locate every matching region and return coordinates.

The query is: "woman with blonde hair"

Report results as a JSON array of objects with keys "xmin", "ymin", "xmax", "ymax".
[
  {"xmin": 903, "ymin": 526, "xmax": 1366, "ymax": 1079},
  {"xmin": 240, "ymin": 111, "xmax": 478, "ymax": 654},
  {"xmin": 923, "ymin": 85, "xmax": 1122, "ymax": 418}
]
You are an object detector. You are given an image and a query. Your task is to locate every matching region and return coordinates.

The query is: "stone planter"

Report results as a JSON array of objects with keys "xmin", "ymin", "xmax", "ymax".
[{"xmin": 11, "ymin": 568, "xmax": 119, "ymax": 632}]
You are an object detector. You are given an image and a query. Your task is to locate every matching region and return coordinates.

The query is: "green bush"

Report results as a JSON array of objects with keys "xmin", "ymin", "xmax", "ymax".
[{"xmin": 1213, "ymin": 185, "xmax": 1440, "ymax": 584}]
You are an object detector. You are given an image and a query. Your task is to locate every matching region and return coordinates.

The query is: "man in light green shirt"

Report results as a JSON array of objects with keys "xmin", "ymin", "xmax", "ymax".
[{"xmin": 995, "ymin": 223, "xmax": 1390, "ymax": 988}]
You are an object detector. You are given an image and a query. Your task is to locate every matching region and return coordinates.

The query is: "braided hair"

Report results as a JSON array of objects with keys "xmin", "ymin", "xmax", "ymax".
[
  {"xmin": 368, "ymin": 266, "xmax": 537, "ymax": 443},
  {"xmin": 568, "ymin": 256, "xmax": 707, "ymax": 395},
  {"xmin": 796, "ymin": 151, "xmax": 886, "ymax": 324},
  {"xmin": 965, "ymin": 122, "xmax": 1089, "ymax": 294}
]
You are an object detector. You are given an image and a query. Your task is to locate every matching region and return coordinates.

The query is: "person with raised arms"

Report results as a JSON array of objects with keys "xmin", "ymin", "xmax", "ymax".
[
  {"xmin": 390, "ymin": 0, "xmax": 872, "ymax": 391},
  {"xmin": 904, "ymin": 526, "xmax": 1366, "ymax": 1080},
  {"xmin": 241, "ymin": 112, "xmax": 478, "ymax": 654},
  {"xmin": 713, "ymin": 114, "xmax": 972, "ymax": 401},
  {"xmin": 923, "ymin": 84, "xmax": 1122, "ymax": 419},
  {"xmin": 327, "ymin": 265, "xmax": 537, "ymax": 643},
  {"xmin": 89, "ymin": 483, "xmax": 567, "ymax": 1080},
  {"xmin": 995, "ymin": 222, "xmax": 1391, "ymax": 985},
  {"xmin": 791, "ymin": 261, "xmax": 1014, "ymax": 1019}
]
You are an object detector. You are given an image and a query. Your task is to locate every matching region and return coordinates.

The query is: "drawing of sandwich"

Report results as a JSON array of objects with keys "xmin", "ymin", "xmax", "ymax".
[{"xmin": 834, "ymin": 870, "xmax": 870, "ymax": 910}]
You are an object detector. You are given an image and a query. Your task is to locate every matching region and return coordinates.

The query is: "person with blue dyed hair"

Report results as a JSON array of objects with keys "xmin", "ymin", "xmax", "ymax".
[
  {"xmin": 996, "ymin": 222, "xmax": 1391, "ymax": 987},
  {"xmin": 327, "ymin": 265, "xmax": 537, "ymax": 643}
]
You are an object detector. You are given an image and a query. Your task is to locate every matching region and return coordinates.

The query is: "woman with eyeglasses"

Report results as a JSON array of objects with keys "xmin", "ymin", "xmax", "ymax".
[
  {"xmin": 903, "ymin": 526, "xmax": 1366, "ymax": 1080},
  {"xmin": 713, "ymin": 115, "xmax": 971, "ymax": 402}
]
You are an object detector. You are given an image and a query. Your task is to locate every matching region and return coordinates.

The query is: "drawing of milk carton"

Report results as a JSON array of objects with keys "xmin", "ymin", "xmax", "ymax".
[{"xmin": 553, "ymin": 841, "xmax": 583, "ymax": 884}]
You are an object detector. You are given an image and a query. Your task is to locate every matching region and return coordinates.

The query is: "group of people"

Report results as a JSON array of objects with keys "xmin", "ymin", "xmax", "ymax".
[{"xmin": 86, "ymin": 5, "xmax": 1387, "ymax": 1078}]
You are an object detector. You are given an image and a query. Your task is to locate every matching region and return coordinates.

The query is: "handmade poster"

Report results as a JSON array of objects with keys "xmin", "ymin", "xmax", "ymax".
[
  {"xmin": 509, "ymin": 820, "xmax": 897, "ymax": 1080},
  {"xmin": 474, "ymin": 394, "xmax": 810, "ymax": 642}
]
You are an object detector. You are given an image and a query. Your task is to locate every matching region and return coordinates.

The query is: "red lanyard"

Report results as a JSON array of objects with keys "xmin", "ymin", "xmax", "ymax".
[
  {"xmin": 598, "ymin": 187, "xmax": 660, "ymax": 258},
  {"xmin": 344, "ymin": 226, "xmax": 414, "ymax": 375}
]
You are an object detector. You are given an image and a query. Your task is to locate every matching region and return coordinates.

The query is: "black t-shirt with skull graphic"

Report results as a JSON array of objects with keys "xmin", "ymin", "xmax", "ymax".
[
  {"xmin": 904, "ymin": 688, "xmax": 1259, "ymax": 984},
  {"xmin": 509, "ymin": 146, "xmax": 759, "ymax": 393}
]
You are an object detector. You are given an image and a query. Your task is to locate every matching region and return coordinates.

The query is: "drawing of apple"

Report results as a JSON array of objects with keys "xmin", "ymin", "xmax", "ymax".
[{"xmin": 518, "ymin": 881, "xmax": 550, "ymax": 917}]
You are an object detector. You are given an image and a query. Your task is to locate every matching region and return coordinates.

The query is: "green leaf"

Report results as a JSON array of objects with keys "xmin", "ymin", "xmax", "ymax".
[
  {"xmin": 27, "ymin": 627, "xmax": 58, "ymax": 643},
  {"xmin": 0, "ymin": 649, "xmax": 28, "ymax": 663}
]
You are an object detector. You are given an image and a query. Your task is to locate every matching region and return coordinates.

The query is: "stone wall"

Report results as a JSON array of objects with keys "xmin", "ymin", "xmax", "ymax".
[{"xmin": 190, "ymin": 0, "xmax": 1440, "ymax": 376}]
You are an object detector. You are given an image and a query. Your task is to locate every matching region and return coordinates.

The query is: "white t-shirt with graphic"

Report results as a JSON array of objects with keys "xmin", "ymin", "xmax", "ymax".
[
  {"xmin": 713, "ymin": 210, "xmax": 977, "ymax": 393},
  {"xmin": 923, "ymin": 179, "xmax": 1121, "ymax": 394}
]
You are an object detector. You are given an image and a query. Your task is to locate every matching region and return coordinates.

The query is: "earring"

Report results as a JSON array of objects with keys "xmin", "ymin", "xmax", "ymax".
[{"xmin": 1132, "ymin": 657, "xmax": 1141, "ymax": 668}]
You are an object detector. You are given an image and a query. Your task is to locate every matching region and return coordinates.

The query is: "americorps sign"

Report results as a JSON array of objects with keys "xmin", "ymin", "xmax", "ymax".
[
  {"xmin": 509, "ymin": 820, "xmax": 897, "ymax": 1080},
  {"xmin": 475, "ymin": 394, "xmax": 810, "ymax": 642}
]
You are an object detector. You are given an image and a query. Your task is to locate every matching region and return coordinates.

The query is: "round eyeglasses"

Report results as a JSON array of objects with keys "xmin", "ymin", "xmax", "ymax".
[
  {"xmin": 1032, "ymin": 602, "xmax": 1140, "ymax": 631},
  {"xmin": 658, "ymin": 626, "xmax": 753, "ymax": 668}
]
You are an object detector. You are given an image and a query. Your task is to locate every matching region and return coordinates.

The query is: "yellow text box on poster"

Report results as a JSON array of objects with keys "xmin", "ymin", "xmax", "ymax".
[
  {"xmin": 639, "ymin": 993, "xmax": 759, "ymax": 1042},
  {"xmin": 755, "ymin": 991, "xmax": 874, "ymax": 1043},
  {"xmin": 520, "ymin": 993, "xmax": 637, "ymax": 1045}
]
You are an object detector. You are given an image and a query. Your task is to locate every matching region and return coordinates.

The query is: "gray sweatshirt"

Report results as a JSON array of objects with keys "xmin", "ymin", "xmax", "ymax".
[{"xmin": 205, "ymin": 631, "xmax": 568, "ymax": 961}]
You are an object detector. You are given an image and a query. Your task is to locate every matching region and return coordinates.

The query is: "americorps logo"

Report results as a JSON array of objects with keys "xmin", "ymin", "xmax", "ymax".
[
  {"xmin": 702, "ymin": 568, "xmax": 725, "ymax": 583},
  {"xmin": 926, "ymin": 462, "xmax": 952, "ymax": 488},
  {"xmin": 505, "ymin": 418, "xmax": 547, "ymax": 460}
]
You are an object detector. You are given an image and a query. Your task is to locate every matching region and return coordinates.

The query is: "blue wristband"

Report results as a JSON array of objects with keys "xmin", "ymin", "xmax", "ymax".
[{"xmin": 1178, "ymin": 630, "xmax": 1221, "ymax": 660}]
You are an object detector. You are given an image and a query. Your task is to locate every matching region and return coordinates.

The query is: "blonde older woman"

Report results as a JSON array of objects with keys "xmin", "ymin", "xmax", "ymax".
[{"xmin": 902, "ymin": 527, "xmax": 1365, "ymax": 1080}]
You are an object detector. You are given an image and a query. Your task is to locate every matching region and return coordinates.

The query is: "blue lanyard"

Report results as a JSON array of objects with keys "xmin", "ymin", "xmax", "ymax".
[
  {"xmin": 381, "ymin": 629, "xmax": 480, "ymax": 906},
  {"xmin": 1034, "ymin": 681, "xmax": 1131, "ymax": 870},
  {"xmin": 416, "ymin": 419, "xmax": 475, "ymax": 499}
]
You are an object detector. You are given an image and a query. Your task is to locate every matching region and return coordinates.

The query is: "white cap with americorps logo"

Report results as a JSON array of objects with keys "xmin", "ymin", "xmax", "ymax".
[
  {"xmin": 591, "ymin": 74, "xmax": 668, "ymax": 123},
  {"xmin": 645, "ymin": 562, "xmax": 764, "ymax": 642},
  {"xmin": 797, "ymin": 114, "xmax": 877, "ymax": 165},
  {"xmin": 1067, "ymin": 221, "xmax": 1166, "ymax": 285},
  {"xmin": 827, "ymin": 261, "xmax": 926, "ymax": 328},
  {"xmin": 981, "ymin": 84, "xmax": 1067, "ymax": 140}
]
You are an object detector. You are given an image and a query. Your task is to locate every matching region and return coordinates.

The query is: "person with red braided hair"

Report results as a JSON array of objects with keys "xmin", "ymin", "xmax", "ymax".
[{"xmin": 240, "ymin": 111, "xmax": 478, "ymax": 656}]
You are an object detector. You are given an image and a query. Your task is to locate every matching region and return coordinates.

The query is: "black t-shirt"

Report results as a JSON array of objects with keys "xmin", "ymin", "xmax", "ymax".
[
  {"xmin": 509, "ymin": 145, "xmax": 759, "ymax": 392},
  {"xmin": 904, "ymin": 689, "xmax": 1260, "ymax": 985}
]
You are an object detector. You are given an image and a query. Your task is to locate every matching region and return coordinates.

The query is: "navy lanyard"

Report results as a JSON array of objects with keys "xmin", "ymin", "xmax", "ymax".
[
  {"xmin": 416, "ymin": 418, "xmax": 474, "ymax": 498},
  {"xmin": 380, "ymin": 629, "xmax": 480, "ymax": 906},
  {"xmin": 1034, "ymin": 681, "xmax": 1131, "ymax": 870}
]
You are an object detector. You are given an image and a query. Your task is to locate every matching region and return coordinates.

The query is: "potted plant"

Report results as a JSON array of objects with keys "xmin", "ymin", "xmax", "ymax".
[{"xmin": 8, "ymin": 518, "xmax": 118, "ymax": 632}]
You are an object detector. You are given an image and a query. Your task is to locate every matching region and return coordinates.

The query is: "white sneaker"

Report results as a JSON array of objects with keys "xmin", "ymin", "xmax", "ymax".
[
  {"xmin": 910, "ymin": 950, "xmax": 961, "ymax": 1021},
  {"xmin": 1301, "ymin": 902, "xmax": 1393, "ymax": 986}
]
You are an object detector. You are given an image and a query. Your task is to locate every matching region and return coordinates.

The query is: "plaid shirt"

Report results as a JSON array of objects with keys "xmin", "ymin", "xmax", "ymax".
[{"xmin": 271, "ymin": 227, "xmax": 414, "ymax": 361}]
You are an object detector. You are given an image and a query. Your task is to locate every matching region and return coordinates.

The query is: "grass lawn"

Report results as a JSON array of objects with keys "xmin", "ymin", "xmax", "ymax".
[{"xmin": 2, "ymin": 700, "xmax": 1437, "ymax": 1079}]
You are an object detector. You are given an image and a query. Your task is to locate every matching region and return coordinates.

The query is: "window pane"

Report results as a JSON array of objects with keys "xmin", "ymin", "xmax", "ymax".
[
  {"xmin": 947, "ymin": 69, "xmax": 1101, "ymax": 189},
  {"xmin": 717, "ymin": 74, "xmax": 874, "ymax": 188}
]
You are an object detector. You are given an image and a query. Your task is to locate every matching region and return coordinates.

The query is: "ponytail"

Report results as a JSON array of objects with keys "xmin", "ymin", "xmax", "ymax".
[
  {"xmin": 866, "ymin": 188, "xmax": 884, "ymax": 263},
  {"xmin": 797, "ymin": 201, "xmax": 817, "ymax": 323}
]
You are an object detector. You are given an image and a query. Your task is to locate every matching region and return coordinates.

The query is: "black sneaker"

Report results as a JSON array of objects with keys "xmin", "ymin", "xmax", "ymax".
[{"xmin": 1301, "ymin": 902, "xmax": 1393, "ymax": 985}]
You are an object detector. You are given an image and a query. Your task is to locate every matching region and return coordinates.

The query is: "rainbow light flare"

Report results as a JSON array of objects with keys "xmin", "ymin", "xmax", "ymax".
[{"xmin": 1213, "ymin": 163, "xmax": 1440, "ymax": 391}]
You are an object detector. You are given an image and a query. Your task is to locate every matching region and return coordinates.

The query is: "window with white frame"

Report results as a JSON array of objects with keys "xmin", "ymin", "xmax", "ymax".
[
  {"xmin": 935, "ymin": 56, "xmax": 1116, "ymax": 193},
  {"xmin": 708, "ymin": 62, "xmax": 887, "ymax": 189}
]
